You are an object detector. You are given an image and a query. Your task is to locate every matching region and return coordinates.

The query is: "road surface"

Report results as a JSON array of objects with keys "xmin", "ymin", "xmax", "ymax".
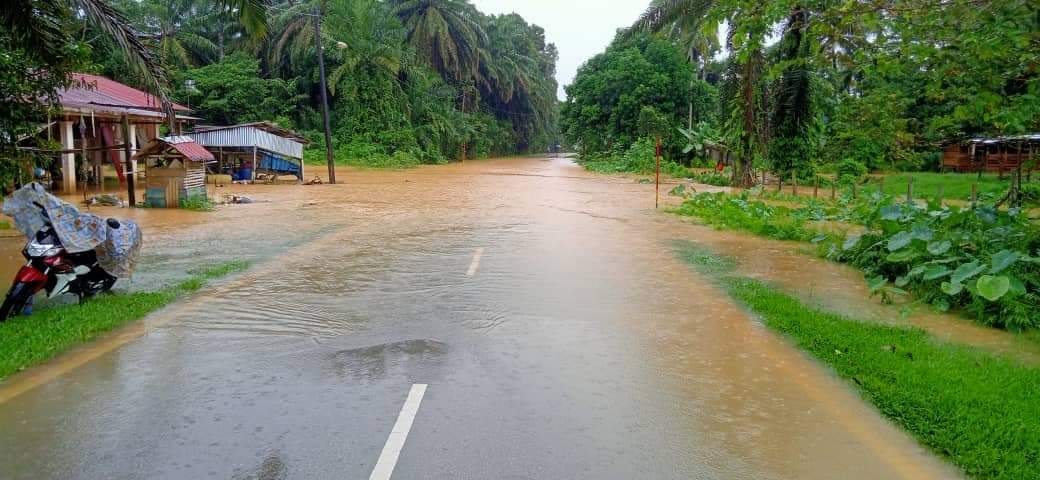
[{"xmin": 0, "ymin": 157, "xmax": 960, "ymax": 479}]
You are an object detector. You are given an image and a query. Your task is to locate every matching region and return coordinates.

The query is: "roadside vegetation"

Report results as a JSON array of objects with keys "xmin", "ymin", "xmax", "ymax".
[
  {"xmin": 178, "ymin": 194, "xmax": 217, "ymax": 211},
  {"xmin": 675, "ymin": 190, "xmax": 1040, "ymax": 330},
  {"xmin": 561, "ymin": 0, "xmax": 1037, "ymax": 207},
  {"xmin": 0, "ymin": 261, "xmax": 250, "ymax": 380},
  {"xmin": 675, "ymin": 242, "xmax": 1040, "ymax": 480}
]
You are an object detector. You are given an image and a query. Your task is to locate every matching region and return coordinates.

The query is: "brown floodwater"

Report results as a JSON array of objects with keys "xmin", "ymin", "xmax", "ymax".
[{"xmin": 0, "ymin": 156, "xmax": 975, "ymax": 479}]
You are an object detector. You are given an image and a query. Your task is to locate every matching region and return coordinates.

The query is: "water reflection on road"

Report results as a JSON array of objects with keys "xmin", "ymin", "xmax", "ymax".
[{"xmin": 0, "ymin": 157, "xmax": 970, "ymax": 479}]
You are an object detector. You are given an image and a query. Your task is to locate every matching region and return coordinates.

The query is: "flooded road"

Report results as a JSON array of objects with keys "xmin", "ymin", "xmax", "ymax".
[{"xmin": 0, "ymin": 157, "xmax": 964, "ymax": 479}]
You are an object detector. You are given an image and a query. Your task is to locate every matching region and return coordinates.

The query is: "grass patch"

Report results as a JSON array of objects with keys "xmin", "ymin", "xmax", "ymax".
[
  {"xmin": 303, "ymin": 146, "xmax": 424, "ymax": 169},
  {"xmin": 0, "ymin": 260, "xmax": 250, "ymax": 380},
  {"xmin": 870, "ymin": 172, "xmax": 1014, "ymax": 201},
  {"xmin": 722, "ymin": 276, "xmax": 1040, "ymax": 480}
]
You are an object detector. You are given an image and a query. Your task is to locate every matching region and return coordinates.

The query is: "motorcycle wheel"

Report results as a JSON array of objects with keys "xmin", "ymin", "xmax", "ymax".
[{"xmin": 0, "ymin": 283, "xmax": 35, "ymax": 321}]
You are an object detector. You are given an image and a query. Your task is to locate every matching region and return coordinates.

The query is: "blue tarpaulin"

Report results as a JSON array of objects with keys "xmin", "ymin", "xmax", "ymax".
[{"xmin": 258, "ymin": 152, "xmax": 301, "ymax": 179}]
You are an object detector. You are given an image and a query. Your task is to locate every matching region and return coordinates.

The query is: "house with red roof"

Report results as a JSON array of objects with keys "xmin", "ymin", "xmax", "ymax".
[{"xmin": 44, "ymin": 73, "xmax": 195, "ymax": 193}]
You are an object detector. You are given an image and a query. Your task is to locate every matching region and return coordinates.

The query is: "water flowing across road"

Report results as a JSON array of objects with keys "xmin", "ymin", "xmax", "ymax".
[{"xmin": 0, "ymin": 157, "xmax": 970, "ymax": 479}]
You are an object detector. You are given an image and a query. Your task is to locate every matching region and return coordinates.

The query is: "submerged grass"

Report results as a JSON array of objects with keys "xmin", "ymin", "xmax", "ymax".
[
  {"xmin": 673, "ymin": 243, "xmax": 1040, "ymax": 480},
  {"xmin": 0, "ymin": 260, "xmax": 250, "ymax": 380}
]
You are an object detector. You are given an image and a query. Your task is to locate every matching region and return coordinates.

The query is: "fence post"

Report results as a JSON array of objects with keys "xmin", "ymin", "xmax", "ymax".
[
  {"xmin": 813, "ymin": 178, "xmax": 819, "ymax": 198},
  {"xmin": 906, "ymin": 176, "xmax": 913, "ymax": 204},
  {"xmin": 777, "ymin": 174, "xmax": 783, "ymax": 192},
  {"xmin": 971, "ymin": 183, "xmax": 978, "ymax": 209},
  {"xmin": 831, "ymin": 181, "xmax": 836, "ymax": 200},
  {"xmin": 793, "ymin": 174, "xmax": 798, "ymax": 196},
  {"xmin": 937, "ymin": 184, "xmax": 944, "ymax": 206},
  {"xmin": 852, "ymin": 182, "xmax": 857, "ymax": 199}
]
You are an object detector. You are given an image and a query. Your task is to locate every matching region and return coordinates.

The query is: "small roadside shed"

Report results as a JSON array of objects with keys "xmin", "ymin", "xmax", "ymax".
[
  {"xmin": 187, "ymin": 122, "xmax": 309, "ymax": 182},
  {"xmin": 134, "ymin": 136, "xmax": 215, "ymax": 208}
]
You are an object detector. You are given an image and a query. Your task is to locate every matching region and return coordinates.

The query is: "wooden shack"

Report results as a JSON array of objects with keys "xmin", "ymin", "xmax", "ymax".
[
  {"xmin": 133, "ymin": 136, "xmax": 215, "ymax": 208},
  {"xmin": 943, "ymin": 135, "xmax": 1039, "ymax": 174}
]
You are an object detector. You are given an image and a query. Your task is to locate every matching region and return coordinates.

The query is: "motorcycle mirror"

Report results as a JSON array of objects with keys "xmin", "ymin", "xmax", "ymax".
[{"xmin": 106, "ymin": 218, "xmax": 121, "ymax": 229}]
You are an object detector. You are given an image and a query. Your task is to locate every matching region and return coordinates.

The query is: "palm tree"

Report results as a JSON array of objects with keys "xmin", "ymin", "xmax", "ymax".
[
  {"xmin": 325, "ymin": 0, "xmax": 404, "ymax": 97},
  {"xmin": 125, "ymin": 0, "xmax": 221, "ymax": 69},
  {"xmin": 768, "ymin": 6, "xmax": 823, "ymax": 180},
  {"xmin": 1, "ymin": 0, "xmax": 266, "ymax": 124},
  {"xmin": 388, "ymin": 0, "xmax": 488, "ymax": 86},
  {"xmin": 633, "ymin": 0, "xmax": 772, "ymax": 187}
]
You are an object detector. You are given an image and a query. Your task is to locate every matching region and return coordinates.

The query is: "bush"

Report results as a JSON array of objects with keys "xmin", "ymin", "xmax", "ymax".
[
  {"xmin": 179, "ymin": 195, "xmax": 215, "ymax": 212},
  {"xmin": 836, "ymin": 158, "xmax": 868, "ymax": 183},
  {"xmin": 694, "ymin": 171, "xmax": 731, "ymax": 187}
]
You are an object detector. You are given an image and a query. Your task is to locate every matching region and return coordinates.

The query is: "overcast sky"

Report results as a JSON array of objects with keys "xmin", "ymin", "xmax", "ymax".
[{"xmin": 470, "ymin": 0, "xmax": 650, "ymax": 101}]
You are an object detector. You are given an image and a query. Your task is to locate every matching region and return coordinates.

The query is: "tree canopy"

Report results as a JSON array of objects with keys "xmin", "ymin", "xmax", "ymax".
[
  {"xmin": 0, "ymin": 0, "xmax": 560, "ymax": 186},
  {"xmin": 564, "ymin": 0, "xmax": 1039, "ymax": 186}
]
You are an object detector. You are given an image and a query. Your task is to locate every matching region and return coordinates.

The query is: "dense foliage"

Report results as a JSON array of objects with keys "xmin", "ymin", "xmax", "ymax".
[
  {"xmin": 565, "ymin": 0, "xmax": 1039, "ymax": 186},
  {"xmin": 0, "ymin": 0, "xmax": 559, "ymax": 183},
  {"xmin": 560, "ymin": 33, "xmax": 704, "ymax": 159}
]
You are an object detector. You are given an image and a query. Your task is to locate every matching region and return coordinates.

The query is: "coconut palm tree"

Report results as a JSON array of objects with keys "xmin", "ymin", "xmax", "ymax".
[
  {"xmin": 125, "ymin": 0, "xmax": 222, "ymax": 69},
  {"xmin": 325, "ymin": 0, "xmax": 404, "ymax": 97},
  {"xmin": 388, "ymin": 0, "xmax": 488, "ymax": 86},
  {"xmin": 1, "ymin": 0, "xmax": 266, "ymax": 122}
]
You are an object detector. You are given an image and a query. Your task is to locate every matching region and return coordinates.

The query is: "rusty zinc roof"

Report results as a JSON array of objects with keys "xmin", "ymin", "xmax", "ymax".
[{"xmin": 58, "ymin": 74, "xmax": 190, "ymax": 117}]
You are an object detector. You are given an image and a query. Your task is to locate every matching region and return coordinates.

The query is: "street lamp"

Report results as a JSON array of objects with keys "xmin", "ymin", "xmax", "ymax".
[{"xmin": 184, "ymin": 79, "xmax": 198, "ymax": 111}]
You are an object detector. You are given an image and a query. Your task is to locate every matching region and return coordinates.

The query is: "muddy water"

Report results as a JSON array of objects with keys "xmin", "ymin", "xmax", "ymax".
[{"xmin": 0, "ymin": 157, "xmax": 966, "ymax": 479}]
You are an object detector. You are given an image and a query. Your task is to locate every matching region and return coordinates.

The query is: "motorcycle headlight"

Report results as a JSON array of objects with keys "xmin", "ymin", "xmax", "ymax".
[{"xmin": 26, "ymin": 242, "xmax": 60, "ymax": 257}]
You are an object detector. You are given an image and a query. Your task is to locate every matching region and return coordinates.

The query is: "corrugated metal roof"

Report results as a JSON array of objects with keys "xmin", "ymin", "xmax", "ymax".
[
  {"xmin": 187, "ymin": 123, "xmax": 307, "ymax": 159},
  {"xmin": 135, "ymin": 137, "xmax": 214, "ymax": 162},
  {"xmin": 192, "ymin": 121, "xmax": 309, "ymax": 143},
  {"xmin": 57, "ymin": 74, "xmax": 190, "ymax": 117},
  {"xmin": 168, "ymin": 141, "xmax": 215, "ymax": 162}
]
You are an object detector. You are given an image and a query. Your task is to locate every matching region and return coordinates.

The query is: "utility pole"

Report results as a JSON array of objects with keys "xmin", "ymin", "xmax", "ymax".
[
  {"xmin": 121, "ymin": 115, "xmax": 136, "ymax": 207},
  {"xmin": 314, "ymin": 6, "xmax": 337, "ymax": 185}
]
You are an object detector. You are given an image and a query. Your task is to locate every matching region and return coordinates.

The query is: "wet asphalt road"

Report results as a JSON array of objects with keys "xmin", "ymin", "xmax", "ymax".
[{"xmin": 0, "ymin": 157, "xmax": 959, "ymax": 479}]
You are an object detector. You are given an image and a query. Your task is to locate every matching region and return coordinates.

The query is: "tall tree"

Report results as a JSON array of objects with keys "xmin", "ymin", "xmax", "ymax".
[{"xmin": 388, "ymin": 0, "xmax": 488, "ymax": 86}]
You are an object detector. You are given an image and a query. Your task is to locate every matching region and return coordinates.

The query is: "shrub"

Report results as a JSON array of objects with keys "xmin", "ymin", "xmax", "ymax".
[
  {"xmin": 179, "ymin": 195, "xmax": 215, "ymax": 212},
  {"xmin": 836, "ymin": 158, "xmax": 868, "ymax": 183}
]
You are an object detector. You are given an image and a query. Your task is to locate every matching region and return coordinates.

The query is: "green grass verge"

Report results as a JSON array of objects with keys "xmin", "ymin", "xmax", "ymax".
[
  {"xmin": 673, "ymin": 242, "xmax": 1040, "ymax": 480},
  {"xmin": 0, "ymin": 260, "xmax": 250, "ymax": 380},
  {"xmin": 726, "ymin": 278, "xmax": 1039, "ymax": 480}
]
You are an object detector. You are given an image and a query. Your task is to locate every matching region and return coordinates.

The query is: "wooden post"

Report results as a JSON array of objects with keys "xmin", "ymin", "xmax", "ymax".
[
  {"xmin": 813, "ymin": 178, "xmax": 819, "ymax": 198},
  {"xmin": 60, "ymin": 120, "xmax": 76, "ymax": 193},
  {"xmin": 937, "ymin": 184, "xmax": 944, "ymax": 205},
  {"xmin": 906, "ymin": 176, "xmax": 913, "ymax": 204},
  {"xmin": 761, "ymin": 170, "xmax": 766, "ymax": 186},
  {"xmin": 777, "ymin": 174, "xmax": 783, "ymax": 192},
  {"xmin": 851, "ymin": 182, "xmax": 857, "ymax": 199},
  {"xmin": 121, "ymin": 115, "xmax": 136, "ymax": 207},
  {"xmin": 792, "ymin": 174, "xmax": 798, "ymax": 196},
  {"xmin": 251, "ymin": 146, "xmax": 258, "ymax": 182},
  {"xmin": 971, "ymin": 183, "xmax": 978, "ymax": 209},
  {"xmin": 655, "ymin": 136, "xmax": 661, "ymax": 209},
  {"xmin": 831, "ymin": 181, "xmax": 836, "ymax": 200}
]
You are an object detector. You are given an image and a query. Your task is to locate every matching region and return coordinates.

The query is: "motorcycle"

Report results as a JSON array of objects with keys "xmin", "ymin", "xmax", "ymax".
[
  {"xmin": 0, "ymin": 183, "xmax": 142, "ymax": 321},
  {"xmin": 0, "ymin": 206, "xmax": 120, "ymax": 320}
]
